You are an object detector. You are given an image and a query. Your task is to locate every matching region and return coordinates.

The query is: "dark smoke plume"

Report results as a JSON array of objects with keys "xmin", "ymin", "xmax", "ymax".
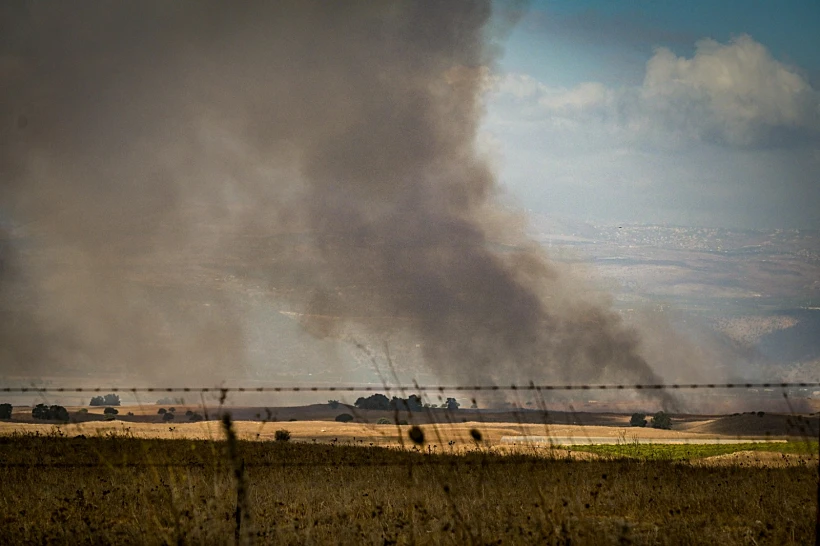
[{"xmin": 0, "ymin": 1, "xmax": 674, "ymax": 406}]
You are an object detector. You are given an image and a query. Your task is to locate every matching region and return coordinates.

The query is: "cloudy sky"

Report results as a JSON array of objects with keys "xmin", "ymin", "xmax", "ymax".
[{"xmin": 485, "ymin": 0, "xmax": 820, "ymax": 229}]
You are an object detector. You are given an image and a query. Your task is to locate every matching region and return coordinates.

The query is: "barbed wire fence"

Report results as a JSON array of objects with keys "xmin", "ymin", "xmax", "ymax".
[{"xmin": 1, "ymin": 381, "xmax": 818, "ymax": 454}]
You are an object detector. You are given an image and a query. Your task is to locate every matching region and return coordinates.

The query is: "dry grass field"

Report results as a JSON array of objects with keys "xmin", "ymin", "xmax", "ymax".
[{"xmin": 0, "ymin": 410, "xmax": 817, "ymax": 544}]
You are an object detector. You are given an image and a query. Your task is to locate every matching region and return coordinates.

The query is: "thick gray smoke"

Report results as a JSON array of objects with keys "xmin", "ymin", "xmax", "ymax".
[{"xmin": 0, "ymin": 1, "xmax": 674, "ymax": 406}]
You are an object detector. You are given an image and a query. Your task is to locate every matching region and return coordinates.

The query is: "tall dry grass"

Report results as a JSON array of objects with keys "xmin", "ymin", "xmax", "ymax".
[{"xmin": 0, "ymin": 430, "xmax": 815, "ymax": 544}]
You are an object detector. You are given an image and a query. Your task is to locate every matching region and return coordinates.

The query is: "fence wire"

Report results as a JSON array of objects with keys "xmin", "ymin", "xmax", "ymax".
[{"xmin": 2, "ymin": 381, "xmax": 819, "ymax": 393}]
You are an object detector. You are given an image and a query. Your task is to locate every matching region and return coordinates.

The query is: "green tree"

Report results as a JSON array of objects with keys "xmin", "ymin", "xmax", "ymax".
[
  {"xmin": 629, "ymin": 413, "xmax": 647, "ymax": 427},
  {"xmin": 354, "ymin": 394, "xmax": 390, "ymax": 410},
  {"xmin": 32, "ymin": 404, "xmax": 69, "ymax": 422},
  {"xmin": 650, "ymin": 411, "xmax": 672, "ymax": 430},
  {"xmin": 90, "ymin": 394, "xmax": 120, "ymax": 406},
  {"xmin": 443, "ymin": 398, "xmax": 460, "ymax": 410}
]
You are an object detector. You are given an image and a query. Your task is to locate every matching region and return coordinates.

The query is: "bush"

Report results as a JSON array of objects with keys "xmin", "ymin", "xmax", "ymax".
[
  {"xmin": 185, "ymin": 410, "xmax": 193, "ymax": 416},
  {"xmin": 90, "ymin": 394, "xmax": 120, "ymax": 407},
  {"xmin": 377, "ymin": 418, "xmax": 392, "ymax": 425},
  {"xmin": 328, "ymin": 400, "xmax": 340, "ymax": 409},
  {"xmin": 162, "ymin": 412, "xmax": 175, "ymax": 422},
  {"xmin": 335, "ymin": 413, "xmax": 354, "ymax": 423},
  {"xmin": 168, "ymin": 407, "xmax": 176, "ymax": 413},
  {"xmin": 103, "ymin": 407, "xmax": 119, "ymax": 415},
  {"xmin": 274, "ymin": 429, "xmax": 291, "ymax": 442},
  {"xmin": 157, "ymin": 408, "xmax": 167, "ymax": 415},
  {"xmin": 31, "ymin": 404, "xmax": 69, "ymax": 422},
  {"xmin": 189, "ymin": 413, "xmax": 203, "ymax": 422},
  {"xmin": 0, "ymin": 403, "xmax": 11, "ymax": 420},
  {"xmin": 650, "ymin": 411, "xmax": 672, "ymax": 430},
  {"xmin": 629, "ymin": 413, "xmax": 647, "ymax": 427}
]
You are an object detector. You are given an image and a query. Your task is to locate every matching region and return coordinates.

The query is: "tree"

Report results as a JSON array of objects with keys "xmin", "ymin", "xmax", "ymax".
[
  {"xmin": 328, "ymin": 400, "xmax": 340, "ymax": 409},
  {"xmin": 443, "ymin": 398, "xmax": 460, "ymax": 411},
  {"xmin": 629, "ymin": 413, "xmax": 647, "ymax": 427},
  {"xmin": 32, "ymin": 404, "xmax": 69, "ymax": 422},
  {"xmin": 354, "ymin": 394, "xmax": 390, "ymax": 410},
  {"xmin": 90, "ymin": 394, "xmax": 120, "ymax": 407},
  {"xmin": 189, "ymin": 413, "xmax": 203, "ymax": 422},
  {"xmin": 157, "ymin": 408, "xmax": 167, "ymax": 415},
  {"xmin": 389, "ymin": 395, "xmax": 423, "ymax": 412},
  {"xmin": 650, "ymin": 411, "xmax": 672, "ymax": 430},
  {"xmin": 103, "ymin": 407, "xmax": 119, "ymax": 415},
  {"xmin": 156, "ymin": 397, "xmax": 184, "ymax": 405},
  {"xmin": 274, "ymin": 429, "xmax": 291, "ymax": 442},
  {"xmin": 335, "ymin": 413, "xmax": 354, "ymax": 423},
  {"xmin": 0, "ymin": 403, "xmax": 11, "ymax": 420},
  {"xmin": 162, "ymin": 412, "xmax": 175, "ymax": 422}
]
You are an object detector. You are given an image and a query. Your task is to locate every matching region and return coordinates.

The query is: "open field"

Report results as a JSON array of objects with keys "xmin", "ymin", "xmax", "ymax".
[{"xmin": 0, "ymin": 431, "xmax": 816, "ymax": 545}]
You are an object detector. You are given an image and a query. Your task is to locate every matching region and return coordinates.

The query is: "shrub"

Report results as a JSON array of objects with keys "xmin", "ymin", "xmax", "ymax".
[
  {"xmin": 168, "ymin": 407, "xmax": 176, "ymax": 413},
  {"xmin": 103, "ymin": 407, "xmax": 118, "ymax": 415},
  {"xmin": 162, "ymin": 412, "xmax": 175, "ymax": 422},
  {"xmin": 328, "ymin": 400, "xmax": 340, "ymax": 409},
  {"xmin": 157, "ymin": 408, "xmax": 167, "ymax": 415},
  {"xmin": 650, "ymin": 411, "xmax": 672, "ymax": 430},
  {"xmin": 185, "ymin": 410, "xmax": 193, "ymax": 416},
  {"xmin": 274, "ymin": 429, "xmax": 291, "ymax": 442},
  {"xmin": 629, "ymin": 413, "xmax": 647, "ymax": 427},
  {"xmin": 31, "ymin": 404, "xmax": 69, "ymax": 422},
  {"xmin": 90, "ymin": 394, "xmax": 120, "ymax": 407},
  {"xmin": 0, "ymin": 403, "xmax": 12, "ymax": 420},
  {"xmin": 127, "ymin": 411, "xmax": 134, "ymax": 416},
  {"xmin": 335, "ymin": 413, "xmax": 354, "ymax": 423},
  {"xmin": 189, "ymin": 413, "xmax": 203, "ymax": 422},
  {"xmin": 377, "ymin": 418, "xmax": 392, "ymax": 425}
]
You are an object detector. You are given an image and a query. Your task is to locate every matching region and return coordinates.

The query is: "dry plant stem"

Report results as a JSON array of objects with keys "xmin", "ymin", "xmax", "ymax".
[{"xmin": 221, "ymin": 413, "xmax": 251, "ymax": 545}]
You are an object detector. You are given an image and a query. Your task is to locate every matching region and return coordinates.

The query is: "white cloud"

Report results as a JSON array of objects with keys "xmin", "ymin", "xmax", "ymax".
[{"xmin": 493, "ymin": 35, "xmax": 820, "ymax": 147}]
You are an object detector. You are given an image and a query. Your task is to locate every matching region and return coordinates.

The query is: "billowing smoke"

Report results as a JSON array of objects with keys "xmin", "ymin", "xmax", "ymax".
[{"xmin": 0, "ymin": 1, "xmax": 674, "ymax": 406}]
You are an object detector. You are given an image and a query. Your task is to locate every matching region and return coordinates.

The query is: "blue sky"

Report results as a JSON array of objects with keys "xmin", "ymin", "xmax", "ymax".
[{"xmin": 487, "ymin": 0, "xmax": 820, "ymax": 228}]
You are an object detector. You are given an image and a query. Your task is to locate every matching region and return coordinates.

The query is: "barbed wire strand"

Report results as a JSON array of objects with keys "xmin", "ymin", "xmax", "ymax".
[{"xmin": 2, "ymin": 382, "xmax": 819, "ymax": 393}]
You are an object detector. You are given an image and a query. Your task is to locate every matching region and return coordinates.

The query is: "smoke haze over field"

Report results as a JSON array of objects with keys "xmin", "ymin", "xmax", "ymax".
[{"xmin": 1, "ymin": 1, "xmax": 688, "ymax": 407}]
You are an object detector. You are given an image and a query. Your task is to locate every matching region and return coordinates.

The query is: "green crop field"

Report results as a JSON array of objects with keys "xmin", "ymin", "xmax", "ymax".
[
  {"xmin": 568, "ymin": 441, "xmax": 819, "ymax": 461},
  {"xmin": 0, "ymin": 429, "xmax": 816, "ymax": 545}
]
